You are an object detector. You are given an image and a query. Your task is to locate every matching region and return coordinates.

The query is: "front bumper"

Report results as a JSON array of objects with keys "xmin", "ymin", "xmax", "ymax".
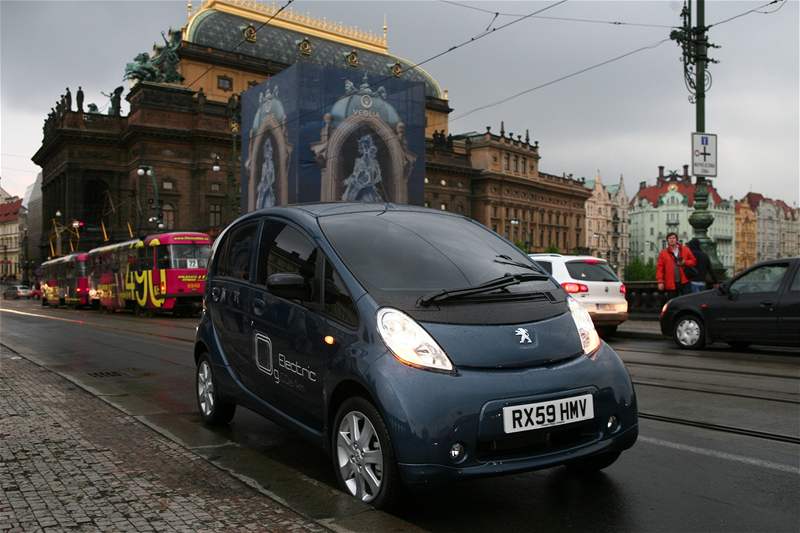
[
  {"xmin": 399, "ymin": 423, "xmax": 638, "ymax": 483},
  {"xmin": 370, "ymin": 342, "xmax": 638, "ymax": 485}
]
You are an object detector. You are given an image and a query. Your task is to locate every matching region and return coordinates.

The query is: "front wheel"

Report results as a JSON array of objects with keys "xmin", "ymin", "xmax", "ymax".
[
  {"xmin": 673, "ymin": 314, "xmax": 705, "ymax": 349},
  {"xmin": 332, "ymin": 397, "xmax": 401, "ymax": 509},
  {"xmin": 196, "ymin": 354, "xmax": 236, "ymax": 425},
  {"xmin": 565, "ymin": 450, "xmax": 621, "ymax": 473}
]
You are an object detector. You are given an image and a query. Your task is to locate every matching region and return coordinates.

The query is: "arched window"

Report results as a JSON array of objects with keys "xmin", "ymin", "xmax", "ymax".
[{"xmin": 162, "ymin": 203, "xmax": 176, "ymax": 230}]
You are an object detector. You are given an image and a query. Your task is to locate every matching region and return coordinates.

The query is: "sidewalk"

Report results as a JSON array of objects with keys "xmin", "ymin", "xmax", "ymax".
[{"xmin": 0, "ymin": 346, "xmax": 326, "ymax": 533}]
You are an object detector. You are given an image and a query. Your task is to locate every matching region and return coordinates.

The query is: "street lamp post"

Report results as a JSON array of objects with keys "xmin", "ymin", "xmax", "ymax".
[{"xmin": 137, "ymin": 165, "xmax": 164, "ymax": 230}]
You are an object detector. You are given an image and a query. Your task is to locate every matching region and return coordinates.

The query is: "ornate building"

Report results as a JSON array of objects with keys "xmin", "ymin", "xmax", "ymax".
[
  {"xmin": 32, "ymin": 0, "xmax": 589, "ymax": 256},
  {"xmin": 734, "ymin": 199, "xmax": 757, "ymax": 273},
  {"xmin": 583, "ymin": 172, "xmax": 629, "ymax": 274},
  {"xmin": 741, "ymin": 192, "xmax": 799, "ymax": 262},
  {"xmin": 629, "ymin": 165, "xmax": 736, "ymax": 276},
  {"xmin": 0, "ymin": 197, "xmax": 25, "ymax": 280}
]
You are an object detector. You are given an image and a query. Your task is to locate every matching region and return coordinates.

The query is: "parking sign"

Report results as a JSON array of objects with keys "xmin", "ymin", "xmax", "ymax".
[{"xmin": 692, "ymin": 132, "xmax": 717, "ymax": 177}]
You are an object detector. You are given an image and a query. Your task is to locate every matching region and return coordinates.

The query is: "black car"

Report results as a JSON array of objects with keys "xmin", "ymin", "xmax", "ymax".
[{"xmin": 660, "ymin": 257, "xmax": 800, "ymax": 349}]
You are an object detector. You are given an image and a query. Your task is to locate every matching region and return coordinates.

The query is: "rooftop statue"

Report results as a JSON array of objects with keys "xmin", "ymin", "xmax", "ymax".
[
  {"xmin": 124, "ymin": 52, "xmax": 161, "ymax": 83},
  {"xmin": 124, "ymin": 29, "xmax": 184, "ymax": 84}
]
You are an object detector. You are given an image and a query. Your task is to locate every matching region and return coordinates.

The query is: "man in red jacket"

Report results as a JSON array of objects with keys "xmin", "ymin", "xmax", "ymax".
[{"xmin": 656, "ymin": 232, "xmax": 697, "ymax": 299}]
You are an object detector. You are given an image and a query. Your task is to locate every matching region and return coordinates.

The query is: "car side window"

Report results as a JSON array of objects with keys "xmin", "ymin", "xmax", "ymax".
[
  {"xmin": 323, "ymin": 258, "xmax": 358, "ymax": 327},
  {"xmin": 730, "ymin": 264, "xmax": 789, "ymax": 295},
  {"xmin": 257, "ymin": 221, "xmax": 318, "ymax": 303},
  {"xmin": 790, "ymin": 268, "xmax": 800, "ymax": 292},
  {"xmin": 218, "ymin": 222, "xmax": 258, "ymax": 281},
  {"xmin": 534, "ymin": 260, "xmax": 552, "ymax": 275}
]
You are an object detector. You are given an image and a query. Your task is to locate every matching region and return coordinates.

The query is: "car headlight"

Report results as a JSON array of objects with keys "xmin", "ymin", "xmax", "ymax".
[
  {"xmin": 376, "ymin": 308, "xmax": 454, "ymax": 372},
  {"xmin": 568, "ymin": 297, "xmax": 601, "ymax": 355}
]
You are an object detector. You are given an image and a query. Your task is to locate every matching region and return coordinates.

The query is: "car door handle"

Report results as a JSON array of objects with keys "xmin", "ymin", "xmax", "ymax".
[
  {"xmin": 252, "ymin": 298, "xmax": 266, "ymax": 316},
  {"xmin": 760, "ymin": 301, "xmax": 774, "ymax": 308},
  {"xmin": 211, "ymin": 286, "xmax": 222, "ymax": 302}
]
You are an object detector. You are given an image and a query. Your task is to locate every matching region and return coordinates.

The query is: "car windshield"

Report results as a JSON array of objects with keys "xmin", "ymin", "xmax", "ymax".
[
  {"xmin": 167, "ymin": 244, "xmax": 211, "ymax": 269},
  {"xmin": 565, "ymin": 260, "xmax": 619, "ymax": 282},
  {"xmin": 320, "ymin": 211, "xmax": 554, "ymax": 300}
]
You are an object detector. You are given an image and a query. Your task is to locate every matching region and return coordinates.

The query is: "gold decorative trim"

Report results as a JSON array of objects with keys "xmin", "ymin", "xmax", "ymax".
[
  {"xmin": 190, "ymin": 0, "xmax": 388, "ymax": 53},
  {"xmin": 243, "ymin": 24, "xmax": 257, "ymax": 42}
]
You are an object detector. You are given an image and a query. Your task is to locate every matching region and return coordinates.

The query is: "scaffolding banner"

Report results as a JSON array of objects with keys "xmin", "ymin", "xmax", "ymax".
[{"xmin": 240, "ymin": 63, "xmax": 426, "ymax": 211}]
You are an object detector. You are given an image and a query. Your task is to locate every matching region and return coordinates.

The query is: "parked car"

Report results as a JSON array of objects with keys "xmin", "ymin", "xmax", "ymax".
[
  {"xmin": 194, "ymin": 204, "xmax": 638, "ymax": 508},
  {"xmin": 660, "ymin": 257, "xmax": 800, "ymax": 349},
  {"xmin": 529, "ymin": 254, "xmax": 628, "ymax": 336},
  {"xmin": 2, "ymin": 285, "xmax": 31, "ymax": 300}
]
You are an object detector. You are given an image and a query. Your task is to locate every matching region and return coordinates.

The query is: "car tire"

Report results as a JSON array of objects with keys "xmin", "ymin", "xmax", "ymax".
[
  {"xmin": 332, "ymin": 397, "xmax": 401, "ymax": 510},
  {"xmin": 196, "ymin": 354, "xmax": 236, "ymax": 426},
  {"xmin": 565, "ymin": 450, "xmax": 621, "ymax": 473},
  {"xmin": 598, "ymin": 325, "xmax": 618, "ymax": 338},
  {"xmin": 673, "ymin": 314, "xmax": 705, "ymax": 349}
]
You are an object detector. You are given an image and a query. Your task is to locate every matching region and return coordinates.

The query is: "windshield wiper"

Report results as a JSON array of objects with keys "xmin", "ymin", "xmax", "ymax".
[
  {"xmin": 493, "ymin": 254, "xmax": 545, "ymax": 273},
  {"xmin": 418, "ymin": 272, "xmax": 550, "ymax": 307}
]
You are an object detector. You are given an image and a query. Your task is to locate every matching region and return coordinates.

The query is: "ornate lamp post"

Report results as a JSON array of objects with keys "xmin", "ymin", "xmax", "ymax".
[{"xmin": 137, "ymin": 165, "xmax": 164, "ymax": 230}]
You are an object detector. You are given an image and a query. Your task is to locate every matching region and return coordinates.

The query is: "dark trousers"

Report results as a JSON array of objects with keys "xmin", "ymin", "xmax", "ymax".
[{"xmin": 665, "ymin": 284, "xmax": 692, "ymax": 300}]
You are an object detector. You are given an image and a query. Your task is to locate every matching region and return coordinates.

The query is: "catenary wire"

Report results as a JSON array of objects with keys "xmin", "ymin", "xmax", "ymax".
[
  {"xmin": 706, "ymin": 0, "xmax": 786, "ymax": 28},
  {"xmin": 446, "ymin": 37, "xmax": 672, "ymax": 124},
  {"xmin": 185, "ymin": 0, "xmax": 296, "ymax": 89},
  {"xmin": 439, "ymin": 0, "xmax": 678, "ymax": 29}
]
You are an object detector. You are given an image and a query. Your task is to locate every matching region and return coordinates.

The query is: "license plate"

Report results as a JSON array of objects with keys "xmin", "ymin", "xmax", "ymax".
[{"xmin": 502, "ymin": 394, "xmax": 594, "ymax": 434}]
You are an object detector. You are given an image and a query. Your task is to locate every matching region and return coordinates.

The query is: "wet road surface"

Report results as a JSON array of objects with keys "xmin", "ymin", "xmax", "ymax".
[{"xmin": 1, "ymin": 299, "xmax": 798, "ymax": 532}]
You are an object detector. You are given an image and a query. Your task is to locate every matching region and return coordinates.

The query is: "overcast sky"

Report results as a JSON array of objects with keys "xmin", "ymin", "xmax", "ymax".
[{"xmin": 2, "ymin": 1, "xmax": 798, "ymax": 205}]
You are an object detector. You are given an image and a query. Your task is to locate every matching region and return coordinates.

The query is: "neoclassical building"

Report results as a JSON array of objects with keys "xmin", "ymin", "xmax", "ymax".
[
  {"xmin": 741, "ymin": 192, "xmax": 799, "ymax": 262},
  {"xmin": 734, "ymin": 200, "xmax": 757, "ymax": 273},
  {"xmin": 32, "ymin": 0, "xmax": 590, "ymax": 256},
  {"xmin": 583, "ymin": 172, "xmax": 629, "ymax": 274},
  {"xmin": 629, "ymin": 166, "xmax": 736, "ymax": 276}
]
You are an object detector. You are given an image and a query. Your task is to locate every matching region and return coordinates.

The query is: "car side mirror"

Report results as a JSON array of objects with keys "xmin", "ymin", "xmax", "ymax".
[
  {"xmin": 267, "ymin": 272, "xmax": 310, "ymax": 301},
  {"xmin": 717, "ymin": 282, "xmax": 728, "ymax": 296}
]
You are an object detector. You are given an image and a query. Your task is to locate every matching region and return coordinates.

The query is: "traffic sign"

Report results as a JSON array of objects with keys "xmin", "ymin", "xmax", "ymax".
[{"xmin": 692, "ymin": 132, "xmax": 717, "ymax": 177}]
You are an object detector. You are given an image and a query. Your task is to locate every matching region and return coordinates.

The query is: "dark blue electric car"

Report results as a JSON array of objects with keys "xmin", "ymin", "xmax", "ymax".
[{"xmin": 194, "ymin": 203, "xmax": 637, "ymax": 508}]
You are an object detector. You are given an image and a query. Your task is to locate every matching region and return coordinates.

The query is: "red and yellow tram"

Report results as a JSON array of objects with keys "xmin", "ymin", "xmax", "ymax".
[
  {"xmin": 40, "ymin": 253, "xmax": 91, "ymax": 307},
  {"xmin": 88, "ymin": 232, "xmax": 210, "ymax": 315}
]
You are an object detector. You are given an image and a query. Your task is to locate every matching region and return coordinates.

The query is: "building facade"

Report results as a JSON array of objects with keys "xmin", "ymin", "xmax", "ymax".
[
  {"xmin": 629, "ymin": 165, "xmax": 736, "ymax": 276},
  {"xmin": 742, "ymin": 192, "xmax": 800, "ymax": 262},
  {"xmin": 734, "ymin": 200, "xmax": 757, "ymax": 273},
  {"xmin": 32, "ymin": 0, "xmax": 590, "ymax": 258},
  {"xmin": 0, "ymin": 198, "xmax": 25, "ymax": 280},
  {"xmin": 583, "ymin": 172, "xmax": 629, "ymax": 274}
]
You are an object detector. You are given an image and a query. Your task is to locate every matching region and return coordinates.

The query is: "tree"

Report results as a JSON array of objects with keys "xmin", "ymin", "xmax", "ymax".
[
  {"xmin": 624, "ymin": 257, "xmax": 656, "ymax": 281},
  {"xmin": 544, "ymin": 245, "xmax": 560, "ymax": 254}
]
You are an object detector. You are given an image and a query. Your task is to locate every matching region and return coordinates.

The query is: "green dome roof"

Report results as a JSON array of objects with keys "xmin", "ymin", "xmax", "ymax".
[{"xmin": 187, "ymin": 9, "xmax": 442, "ymax": 99}]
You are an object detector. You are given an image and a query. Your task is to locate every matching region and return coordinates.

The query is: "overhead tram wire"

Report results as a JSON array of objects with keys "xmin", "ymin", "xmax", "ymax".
[
  {"xmin": 439, "ymin": 0, "xmax": 677, "ymax": 29},
  {"xmin": 184, "ymin": 0, "xmax": 295, "ymax": 90},
  {"xmin": 245, "ymin": 0, "xmax": 569, "ymax": 145},
  {"xmin": 706, "ymin": 0, "xmax": 786, "ymax": 29},
  {"xmin": 446, "ymin": 37, "xmax": 672, "ymax": 124}
]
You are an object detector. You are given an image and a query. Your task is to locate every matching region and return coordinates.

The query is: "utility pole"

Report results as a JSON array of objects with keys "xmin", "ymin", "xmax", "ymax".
[{"xmin": 671, "ymin": 0, "xmax": 725, "ymax": 279}]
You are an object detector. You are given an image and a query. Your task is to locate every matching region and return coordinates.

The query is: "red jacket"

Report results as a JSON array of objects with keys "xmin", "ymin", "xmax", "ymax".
[{"xmin": 656, "ymin": 244, "xmax": 697, "ymax": 290}]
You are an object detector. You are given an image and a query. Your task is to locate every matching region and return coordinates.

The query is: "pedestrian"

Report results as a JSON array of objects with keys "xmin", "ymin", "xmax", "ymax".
[
  {"xmin": 686, "ymin": 238, "xmax": 717, "ymax": 293},
  {"xmin": 656, "ymin": 232, "xmax": 697, "ymax": 299}
]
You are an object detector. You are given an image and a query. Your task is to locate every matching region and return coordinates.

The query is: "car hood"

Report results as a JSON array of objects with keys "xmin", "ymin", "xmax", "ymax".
[{"xmin": 421, "ymin": 311, "xmax": 584, "ymax": 369}]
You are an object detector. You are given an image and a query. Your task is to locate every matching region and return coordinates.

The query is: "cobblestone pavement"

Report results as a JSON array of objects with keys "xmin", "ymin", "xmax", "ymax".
[{"xmin": 0, "ymin": 346, "xmax": 327, "ymax": 533}]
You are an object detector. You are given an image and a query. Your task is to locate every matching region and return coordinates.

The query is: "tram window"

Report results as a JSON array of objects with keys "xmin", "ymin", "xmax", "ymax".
[{"xmin": 157, "ymin": 246, "xmax": 170, "ymax": 269}]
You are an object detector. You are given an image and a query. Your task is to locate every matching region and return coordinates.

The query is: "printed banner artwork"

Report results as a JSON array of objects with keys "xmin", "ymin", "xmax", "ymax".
[{"xmin": 240, "ymin": 63, "xmax": 426, "ymax": 211}]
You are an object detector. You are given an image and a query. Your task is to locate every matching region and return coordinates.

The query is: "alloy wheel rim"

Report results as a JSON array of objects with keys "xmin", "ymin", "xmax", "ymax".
[
  {"xmin": 197, "ymin": 361, "xmax": 215, "ymax": 416},
  {"xmin": 676, "ymin": 319, "xmax": 701, "ymax": 346},
  {"xmin": 336, "ymin": 410, "xmax": 384, "ymax": 502}
]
